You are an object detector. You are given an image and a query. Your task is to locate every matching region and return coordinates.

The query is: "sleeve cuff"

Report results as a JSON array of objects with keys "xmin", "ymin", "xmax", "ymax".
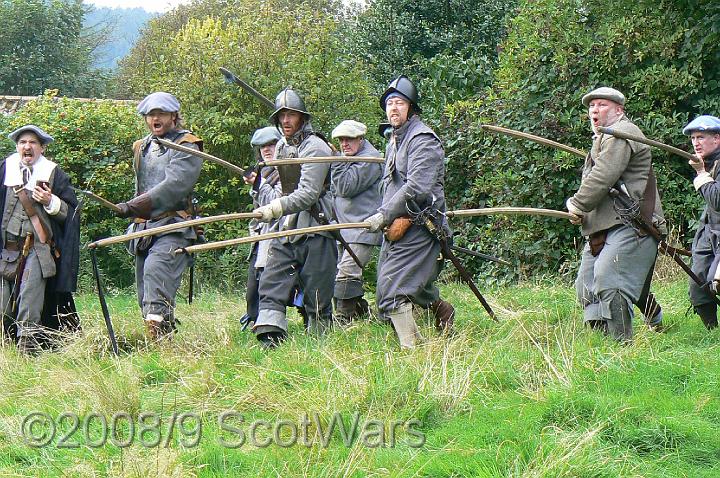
[
  {"xmin": 566, "ymin": 198, "xmax": 584, "ymax": 216},
  {"xmin": 44, "ymin": 194, "xmax": 61, "ymax": 215},
  {"xmin": 694, "ymin": 172, "xmax": 713, "ymax": 190}
]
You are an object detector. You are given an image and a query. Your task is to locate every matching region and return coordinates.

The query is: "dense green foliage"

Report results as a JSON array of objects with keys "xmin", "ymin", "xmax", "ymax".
[
  {"xmin": 442, "ymin": 0, "xmax": 720, "ymax": 280},
  {"xmin": 0, "ymin": 0, "xmax": 111, "ymax": 97},
  {"xmin": 345, "ymin": 0, "xmax": 517, "ymax": 117},
  {"xmin": 3, "ymin": 278, "xmax": 720, "ymax": 476}
]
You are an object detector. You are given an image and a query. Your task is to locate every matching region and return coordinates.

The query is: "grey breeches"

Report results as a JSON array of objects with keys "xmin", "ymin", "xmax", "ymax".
[
  {"xmin": 334, "ymin": 243, "xmax": 374, "ymax": 299},
  {"xmin": 575, "ymin": 226, "xmax": 658, "ymax": 330},
  {"xmin": 135, "ymin": 232, "xmax": 190, "ymax": 321},
  {"xmin": 255, "ymin": 235, "xmax": 338, "ymax": 333}
]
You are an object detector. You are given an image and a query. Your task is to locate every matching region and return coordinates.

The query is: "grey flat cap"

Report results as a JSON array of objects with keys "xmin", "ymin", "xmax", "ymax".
[
  {"xmin": 582, "ymin": 87, "xmax": 626, "ymax": 107},
  {"xmin": 250, "ymin": 126, "xmax": 282, "ymax": 147},
  {"xmin": 8, "ymin": 124, "xmax": 53, "ymax": 144},
  {"xmin": 683, "ymin": 115, "xmax": 720, "ymax": 135},
  {"xmin": 137, "ymin": 92, "xmax": 181, "ymax": 115},
  {"xmin": 331, "ymin": 120, "xmax": 367, "ymax": 139}
]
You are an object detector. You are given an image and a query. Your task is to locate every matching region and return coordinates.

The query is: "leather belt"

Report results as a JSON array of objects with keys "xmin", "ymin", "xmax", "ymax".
[
  {"xmin": 133, "ymin": 210, "xmax": 190, "ymax": 224},
  {"xmin": 14, "ymin": 187, "xmax": 49, "ymax": 244}
]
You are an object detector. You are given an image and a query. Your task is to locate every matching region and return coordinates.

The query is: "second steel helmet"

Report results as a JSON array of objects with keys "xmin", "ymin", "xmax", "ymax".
[
  {"xmin": 269, "ymin": 88, "xmax": 310, "ymax": 125},
  {"xmin": 379, "ymin": 75, "xmax": 421, "ymax": 113}
]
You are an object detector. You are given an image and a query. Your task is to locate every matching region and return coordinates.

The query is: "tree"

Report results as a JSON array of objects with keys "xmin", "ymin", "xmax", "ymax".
[
  {"xmin": 345, "ymin": 0, "xmax": 517, "ymax": 117},
  {"xmin": 0, "ymin": 0, "xmax": 110, "ymax": 97}
]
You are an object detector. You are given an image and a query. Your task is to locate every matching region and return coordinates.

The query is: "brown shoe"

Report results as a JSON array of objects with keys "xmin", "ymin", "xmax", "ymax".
[
  {"xmin": 430, "ymin": 299, "xmax": 455, "ymax": 334},
  {"xmin": 145, "ymin": 320, "xmax": 162, "ymax": 340}
]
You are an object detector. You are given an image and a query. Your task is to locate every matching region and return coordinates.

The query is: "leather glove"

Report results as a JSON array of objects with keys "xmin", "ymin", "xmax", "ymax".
[
  {"xmin": 115, "ymin": 202, "xmax": 132, "ymax": 218},
  {"xmin": 365, "ymin": 212, "xmax": 386, "ymax": 232},
  {"xmin": 254, "ymin": 198, "xmax": 283, "ymax": 223}
]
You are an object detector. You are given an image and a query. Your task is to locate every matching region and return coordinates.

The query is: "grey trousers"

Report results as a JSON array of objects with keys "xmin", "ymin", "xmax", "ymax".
[
  {"xmin": 255, "ymin": 235, "xmax": 337, "ymax": 333},
  {"xmin": 689, "ymin": 224, "xmax": 717, "ymax": 307},
  {"xmin": 334, "ymin": 243, "xmax": 374, "ymax": 299},
  {"xmin": 376, "ymin": 224, "xmax": 442, "ymax": 316},
  {"xmin": 575, "ymin": 225, "xmax": 658, "ymax": 339},
  {"xmin": 135, "ymin": 233, "xmax": 190, "ymax": 322},
  {"xmin": 0, "ymin": 250, "xmax": 46, "ymax": 338}
]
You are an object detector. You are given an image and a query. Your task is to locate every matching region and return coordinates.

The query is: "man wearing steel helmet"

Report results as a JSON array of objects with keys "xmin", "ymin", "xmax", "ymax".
[
  {"xmin": 683, "ymin": 115, "xmax": 720, "ymax": 329},
  {"xmin": 365, "ymin": 75, "xmax": 455, "ymax": 349},
  {"xmin": 330, "ymin": 120, "xmax": 383, "ymax": 322},
  {"xmin": 251, "ymin": 88, "xmax": 336, "ymax": 348},
  {"xmin": 0, "ymin": 125, "xmax": 80, "ymax": 354},
  {"xmin": 115, "ymin": 92, "xmax": 203, "ymax": 340},
  {"xmin": 240, "ymin": 126, "xmax": 283, "ymax": 329},
  {"xmin": 566, "ymin": 87, "xmax": 666, "ymax": 341}
]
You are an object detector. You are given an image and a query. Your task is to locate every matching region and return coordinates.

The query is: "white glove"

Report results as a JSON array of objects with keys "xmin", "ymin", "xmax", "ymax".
[
  {"xmin": 254, "ymin": 198, "xmax": 283, "ymax": 223},
  {"xmin": 565, "ymin": 198, "xmax": 583, "ymax": 225},
  {"xmin": 365, "ymin": 212, "xmax": 386, "ymax": 232}
]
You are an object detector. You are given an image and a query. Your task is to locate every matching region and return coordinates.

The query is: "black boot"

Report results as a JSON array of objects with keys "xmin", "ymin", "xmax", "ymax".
[
  {"xmin": 695, "ymin": 303, "xmax": 718, "ymax": 330},
  {"xmin": 255, "ymin": 325, "xmax": 286, "ymax": 349},
  {"xmin": 607, "ymin": 294, "xmax": 633, "ymax": 342},
  {"xmin": 430, "ymin": 299, "xmax": 455, "ymax": 334}
]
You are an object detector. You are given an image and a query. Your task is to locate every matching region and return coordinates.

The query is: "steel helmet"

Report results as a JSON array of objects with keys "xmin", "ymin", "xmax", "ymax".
[
  {"xmin": 379, "ymin": 75, "xmax": 421, "ymax": 113},
  {"xmin": 270, "ymin": 88, "xmax": 310, "ymax": 125}
]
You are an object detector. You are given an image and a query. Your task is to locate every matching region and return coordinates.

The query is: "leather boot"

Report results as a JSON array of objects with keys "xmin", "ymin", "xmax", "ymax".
[
  {"xmin": 17, "ymin": 334, "xmax": 40, "ymax": 356},
  {"xmin": 335, "ymin": 297, "xmax": 370, "ymax": 324},
  {"xmin": 607, "ymin": 294, "xmax": 633, "ymax": 342},
  {"xmin": 695, "ymin": 303, "xmax": 718, "ymax": 330},
  {"xmin": 388, "ymin": 304, "xmax": 421, "ymax": 349},
  {"xmin": 254, "ymin": 325, "xmax": 286, "ymax": 349},
  {"xmin": 145, "ymin": 313, "xmax": 174, "ymax": 342},
  {"xmin": 430, "ymin": 299, "xmax": 455, "ymax": 334}
]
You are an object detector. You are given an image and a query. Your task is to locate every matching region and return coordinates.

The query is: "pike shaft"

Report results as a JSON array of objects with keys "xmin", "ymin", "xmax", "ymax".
[
  {"xmin": 176, "ymin": 222, "xmax": 371, "ymax": 255},
  {"xmin": 446, "ymin": 207, "xmax": 574, "ymax": 220},
  {"xmin": 481, "ymin": 124, "xmax": 586, "ymax": 158},
  {"xmin": 155, "ymin": 138, "xmax": 246, "ymax": 176},
  {"xmin": 597, "ymin": 126, "xmax": 696, "ymax": 162},
  {"xmin": 89, "ymin": 212, "xmax": 261, "ymax": 249}
]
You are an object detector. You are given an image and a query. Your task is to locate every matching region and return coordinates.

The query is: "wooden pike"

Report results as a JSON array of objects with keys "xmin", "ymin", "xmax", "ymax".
[
  {"xmin": 481, "ymin": 124, "xmax": 587, "ymax": 158},
  {"xmin": 176, "ymin": 222, "xmax": 371, "ymax": 255},
  {"xmin": 596, "ymin": 126, "xmax": 697, "ymax": 162},
  {"xmin": 155, "ymin": 138, "xmax": 246, "ymax": 175},
  {"xmin": 75, "ymin": 188, "xmax": 122, "ymax": 214},
  {"xmin": 88, "ymin": 212, "xmax": 262, "ymax": 249},
  {"xmin": 446, "ymin": 207, "xmax": 575, "ymax": 220},
  {"xmin": 157, "ymin": 138, "xmax": 384, "ymax": 175}
]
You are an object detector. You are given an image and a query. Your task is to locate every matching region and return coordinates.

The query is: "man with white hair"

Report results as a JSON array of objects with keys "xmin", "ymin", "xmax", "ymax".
[
  {"xmin": 683, "ymin": 115, "xmax": 720, "ymax": 329},
  {"xmin": 567, "ymin": 87, "xmax": 665, "ymax": 341},
  {"xmin": 330, "ymin": 120, "xmax": 383, "ymax": 322},
  {"xmin": 241, "ymin": 126, "xmax": 282, "ymax": 328},
  {"xmin": 115, "ymin": 92, "xmax": 203, "ymax": 340},
  {"xmin": 0, "ymin": 125, "xmax": 80, "ymax": 354}
]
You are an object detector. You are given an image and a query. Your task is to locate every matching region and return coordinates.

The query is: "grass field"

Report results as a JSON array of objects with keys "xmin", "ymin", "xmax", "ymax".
[{"xmin": 1, "ymin": 274, "xmax": 720, "ymax": 477}]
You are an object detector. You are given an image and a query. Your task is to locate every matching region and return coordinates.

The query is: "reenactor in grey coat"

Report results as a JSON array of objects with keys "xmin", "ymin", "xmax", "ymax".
[
  {"xmin": 567, "ymin": 87, "xmax": 666, "ymax": 341},
  {"xmin": 366, "ymin": 76, "xmax": 455, "ymax": 348},
  {"xmin": 252, "ymin": 88, "xmax": 337, "ymax": 348},
  {"xmin": 115, "ymin": 92, "xmax": 203, "ymax": 340},
  {"xmin": 241, "ymin": 126, "xmax": 283, "ymax": 327},
  {"xmin": 683, "ymin": 115, "xmax": 720, "ymax": 329},
  {"xmin": 330, "ymin": 120, "xmax": 383, "ymax": 322}
]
